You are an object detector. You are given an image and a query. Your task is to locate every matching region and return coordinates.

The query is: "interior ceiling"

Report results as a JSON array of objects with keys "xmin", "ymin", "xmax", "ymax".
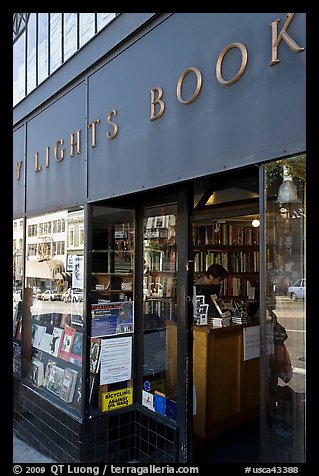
[
  {"xmin": 205, "ymin": 187, "xmax": 258, "ymax": 206},
  {"xmin": 194, "ymin": 167, "xmax": 259, "ymax": 211}
]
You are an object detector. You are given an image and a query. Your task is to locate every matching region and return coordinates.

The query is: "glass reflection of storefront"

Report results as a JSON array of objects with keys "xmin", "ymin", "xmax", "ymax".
[
  {"xmin": 89, "ymin": 206, "xmax": 135, "ymax": 415},
  {"xmin": 13, "ymin": 12, "xmax": 305, "ymax": 464},
  {"xmin": 262, "ymin": 154, "xmax": 306, "ymax": 462},
  {"xmin": 142, "ymin": 205, "xmax": 177, "ymax": 420},
  {"xmin": 13, "ymin": 207, "xmax": 85, "ymax": 415}
]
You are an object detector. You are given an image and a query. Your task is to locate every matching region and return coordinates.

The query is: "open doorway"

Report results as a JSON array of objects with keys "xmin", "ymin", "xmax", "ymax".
[{"xmin": 191, "ymin": 167, "xmax": 261, "ymax": 463}]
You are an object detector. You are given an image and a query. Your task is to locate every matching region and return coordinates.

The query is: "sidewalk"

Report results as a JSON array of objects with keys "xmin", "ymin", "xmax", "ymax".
[{"xmin": 13, "ymin": 433, "xmax": 56, "ymax": 463}]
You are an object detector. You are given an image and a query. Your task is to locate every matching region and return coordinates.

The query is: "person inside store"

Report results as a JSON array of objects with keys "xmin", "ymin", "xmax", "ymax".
[{"xmin": 194, "ymin": 263, "xmax": 228, "ymax": 316}]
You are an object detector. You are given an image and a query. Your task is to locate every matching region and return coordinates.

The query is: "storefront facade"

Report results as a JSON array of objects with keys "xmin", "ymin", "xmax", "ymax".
[{"xmin": 13, "ymin": 13, "xmax": 306, "ymax": 463}]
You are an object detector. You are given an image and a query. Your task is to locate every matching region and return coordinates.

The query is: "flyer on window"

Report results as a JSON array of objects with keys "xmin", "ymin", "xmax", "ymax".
[
  {"xmin": 91, "ymin": 301, "xmax": 134, "ymax": 337},
  {"xmin": 100, "ymin": 336, "xmax": 132, "ymax": 385}
]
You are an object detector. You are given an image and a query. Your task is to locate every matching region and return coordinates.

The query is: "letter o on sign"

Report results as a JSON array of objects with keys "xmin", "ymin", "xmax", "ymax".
[
  {"xmin": 177, "ymin": 67, "xmax": 202, "ymax": 105},
  {"xmin": 216, "ymin": 42, "xmax": 248, "ymax": 86}
]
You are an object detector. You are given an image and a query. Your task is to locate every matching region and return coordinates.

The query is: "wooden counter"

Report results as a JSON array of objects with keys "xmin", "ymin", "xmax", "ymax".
[{"xmin": 193, "ymin": 322, "xmax": 260, "ymax": 438}]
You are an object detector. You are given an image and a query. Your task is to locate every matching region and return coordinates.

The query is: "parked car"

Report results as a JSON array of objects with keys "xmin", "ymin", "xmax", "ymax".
[
  {"xmin": 287, "ymin": 279, "xmax": 306, "ymax": 301},
  {"xmin": 39, "ymin": 290, "xmax": 61, "ymax": 301}
]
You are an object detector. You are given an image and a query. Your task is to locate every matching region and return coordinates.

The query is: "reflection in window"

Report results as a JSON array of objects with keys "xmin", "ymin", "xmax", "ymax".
[
  {"xmin": 38, "ymin": 13, "xmax": 48, "ymax": 84},
  {"xmin": 79, "ymin": 13, "xmax": 95, "ymax": 48},
  {"xmin": 97, "ymin": 13, "xmax": 116, "ymax": 31},
  {"xmin": 89, "ymin": 206, "xmax": 135, "ymax": 415},
  {"xmin": 13, "ymin": 33, "xmax": 25, "ymax": 106},
  {"xmin": 142, "ymin": 205, "xmax": 177, "ymax": 420},
  {"xmin": 20, "ymin": 208, "xmax": 85, "ymax": 416},
  {"xmin": 13, "ymin": 217, "xmax": 24, "ymax": 357},
  {"xmin": 27, "ymin": 13, "xmax": 37, "ymax": 93},
  {"xmin": 262, "ymin": 154, "xmax": 306, "ymax": 462},
  {"xmin": 50, "ymin": 13, "xmax": 62, "ymax": 73},
  {"xmin": 14, "ymin": 12, "xmax": 117, "ymax": 104},
  {"xmin": 64, "ymin": 13, "xmax": 77, "ymax": 61}
]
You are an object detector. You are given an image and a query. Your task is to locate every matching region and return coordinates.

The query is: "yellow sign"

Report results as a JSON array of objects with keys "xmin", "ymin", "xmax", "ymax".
[{"xmin": 101, "ymin": 387, "xmax": 133, "ymax": 412}]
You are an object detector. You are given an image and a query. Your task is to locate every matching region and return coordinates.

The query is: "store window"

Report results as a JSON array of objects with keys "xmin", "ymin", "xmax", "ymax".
[
  {"xmin": 262, "ymin": 154, "xmax": 306, "ymax": 462},
  {"xmin": 13, "ymin": 32, "xmax": 25, "ymax": 105},
  {"xmin": 79, "ymin": 13, "xmax": 95, "ymax": 48},
  {"xmin": 142, "ymin": 204, "xmax": 177, "ymax": 420},
  {"xmin": 50, "ymin": 13, "xmax": 62, "ymax": 74},
  {"xmin": 97, "ymin": 13, "xmax": 116, "ymax": 31},
  {"xmin": 13, "ymin": 13, "xmax": 117, "ymax": 105},
  {"xmin": 38, "ymin": 13, "xmax": 49, "ymax": 85},
  {"xmin": 89, "ymin": 205, "xmax": 135, "ymax": 415},
  {"xmin": 15, "ymin": 208, "xmax": 85, "ymax": 416},
  {"xmin": 26, "ymin": 13, "xmax": 36, "ymax": 94},
  {"xmin": 63, "ymin": 13, "xmax": 78, "ymax": 61},
  {"xmin": 13, "ymin": 217, "xmax": 24, "ymax": 375}
]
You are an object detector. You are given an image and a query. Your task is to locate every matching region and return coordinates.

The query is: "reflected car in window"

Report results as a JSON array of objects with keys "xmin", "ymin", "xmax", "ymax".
[
  {"xmin": 287, "ymin": 279, "xmax": 306, "ymax": 300},
  {"xmin": 61, "ymin": 289, "xmax": 83, "ymax": 302},
  {"xmin": 39, "ymin": 290, "xmax": 61, "ymax": 301}
]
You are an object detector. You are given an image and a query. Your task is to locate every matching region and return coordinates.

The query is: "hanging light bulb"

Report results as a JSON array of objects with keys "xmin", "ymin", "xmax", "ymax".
[
  {"xmin": 252, "ymin": 219, "xmax": 260, "ymax": 228},
  {"xmin": 276, "ymin": 165, "xmax": 300, "ymax": 204}
]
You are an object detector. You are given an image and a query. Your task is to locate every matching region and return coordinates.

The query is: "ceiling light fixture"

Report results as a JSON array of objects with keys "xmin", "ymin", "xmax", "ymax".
[{"xmin": 276, "ymin": 165, "xmax": 300, "ymax": 205}]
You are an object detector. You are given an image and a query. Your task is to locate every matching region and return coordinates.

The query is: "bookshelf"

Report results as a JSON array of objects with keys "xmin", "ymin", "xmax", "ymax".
[
  {"xmin": 91, "ymin": 221, "xmax": 134, "ymax": 302},
  {"xmin": 143, "ymin": 238, "xmax": 177, "ymax": 322},
  {"xmin": 193, "ymin": 221, "xmax": 259, "ymax": 300},
  {"xmin": 91, "ymin": 271, "xmax": 133, "ymax": 302}
]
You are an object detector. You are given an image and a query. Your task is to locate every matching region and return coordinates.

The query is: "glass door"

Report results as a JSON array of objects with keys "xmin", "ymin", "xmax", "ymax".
[
  {"xmin": 139, "ymin": 186, "xmax": 193, "ymax": 463},
  {"xmin": 261, "ymin": 154, "xmax": 306, "ymax": 463},
  {"xmin": 141, "ymin": 204, "xmax": 178, "ymax": 418}
]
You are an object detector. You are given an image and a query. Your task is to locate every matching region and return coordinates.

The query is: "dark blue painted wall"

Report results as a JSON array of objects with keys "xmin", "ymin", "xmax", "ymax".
[{"xmin": 13, "ymin": 13, "xmax": 306, "ymax": 217}]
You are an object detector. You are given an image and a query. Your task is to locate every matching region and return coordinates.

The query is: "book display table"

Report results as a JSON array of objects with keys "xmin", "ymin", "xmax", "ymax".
[{"xmin": 193, "ymin": 321, "xmax": 260, "ymax": 438}]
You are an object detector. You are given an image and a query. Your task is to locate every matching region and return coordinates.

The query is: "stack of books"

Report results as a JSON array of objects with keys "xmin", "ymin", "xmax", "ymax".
[
  {"xmin": 212, "ymin": 316, "xmax": 232, "ymax": 327},
  {"xmin": 232, "ymin": 315, "xmax": 251, "ymax": 325}
]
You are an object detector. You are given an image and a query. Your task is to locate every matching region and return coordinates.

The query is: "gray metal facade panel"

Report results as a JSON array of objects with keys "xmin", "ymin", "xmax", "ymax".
[
  {"xmin": 87, "ymin": 12, "xmax": 306, "ymax": 201},
  {"xmin": 13, "ymin": 125, "xmax": 25, "ymax": 218},
  {"xmin": 13, "ymin": 13, "xmax": 306, "ymax": 215},
  {"xmin": 25, "ymin": 82, "xmax": 86, "ymax": 215}
]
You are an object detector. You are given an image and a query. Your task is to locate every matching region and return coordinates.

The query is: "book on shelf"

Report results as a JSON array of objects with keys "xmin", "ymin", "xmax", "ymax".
[
  {"xmin": 90, "ymin": 337, "xmax": 101, "ymax": 373},
  {"xmin": 58, "ymin": 325, "xmax": 76, "ymax": 361},
  {"xmin": 32, "ymin": 324, "xmax": 47, "ymax": 348},
  {"xmin": 71, "ymin": 314, "xmax": 84, "ymax": 327},
  {"xmin": 13, "ymin": 342, "xmax": 22, "ymax": 373},
  {"xmin": 60, "ymin": 368, "xmax": 78, "ymax": 403},
  {"xmin": 32, "ymin": 349, "xmax": 43, "ymax": 362},
  {"xmin": 142, "ymin": 390, "xmax": 154, "ymax": 411},
  {"xmin": 210, "ymin": 294, "xmax": 232, "ymax": 318},
  {"xmin": 44, "ymin": 361, "xmax": 64, "ymax": 397},
  {"xmin": 234, "ymin": 300, "xmax": 246, "ymax": 315},
  {"xmin": 69, "ymin": 331, "xmax": 83, "ymax": 366},
  {"xmin": 166, "ymin": 398, "xmax": 177, "ymax": 421},
  {"xmin": 28, "ymin": 359, "xmax": 44, "ymax": 386},
  {"xmin": 38, "ymin": 331, "xmax": 52, "ymax": 353},
  {"xmin": 232, "ymin": 316, "xmax": 251, "ymax": 324},
  {"xmin": 48, "ymin": 327, "xmax": 64, "ymax": 357},
  {"xmin": 194, "ymin": 223, "xmax": 259, "ymax": 246},
  {"xmin": 212, "ymin": 316, "xmax": 232, "ymax": 327},
  {"xmin": 73, "ymin": 375, "xmax": 82, "ymax": 409},
  {"xmin": 154, "ymin": 391, "xmax": 166, "ymax": 416},
  {"xmin": 89, "ymin": 374, "xmax": 99, "ymax": 405}
]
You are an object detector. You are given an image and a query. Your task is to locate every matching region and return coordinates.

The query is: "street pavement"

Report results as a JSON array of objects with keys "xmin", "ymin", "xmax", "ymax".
[{"xmin": 13, "ymin": 433, "xmax": 56, "ymax": 463}]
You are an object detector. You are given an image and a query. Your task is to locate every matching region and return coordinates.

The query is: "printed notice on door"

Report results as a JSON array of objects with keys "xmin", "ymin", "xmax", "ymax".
[
  {"xmin": 243, "ymin": 325, "xmax": 260, "ymax": 361},
  {"xmin": 100, "ymin": 336, "xmax": 132, "ymax": 384}
]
